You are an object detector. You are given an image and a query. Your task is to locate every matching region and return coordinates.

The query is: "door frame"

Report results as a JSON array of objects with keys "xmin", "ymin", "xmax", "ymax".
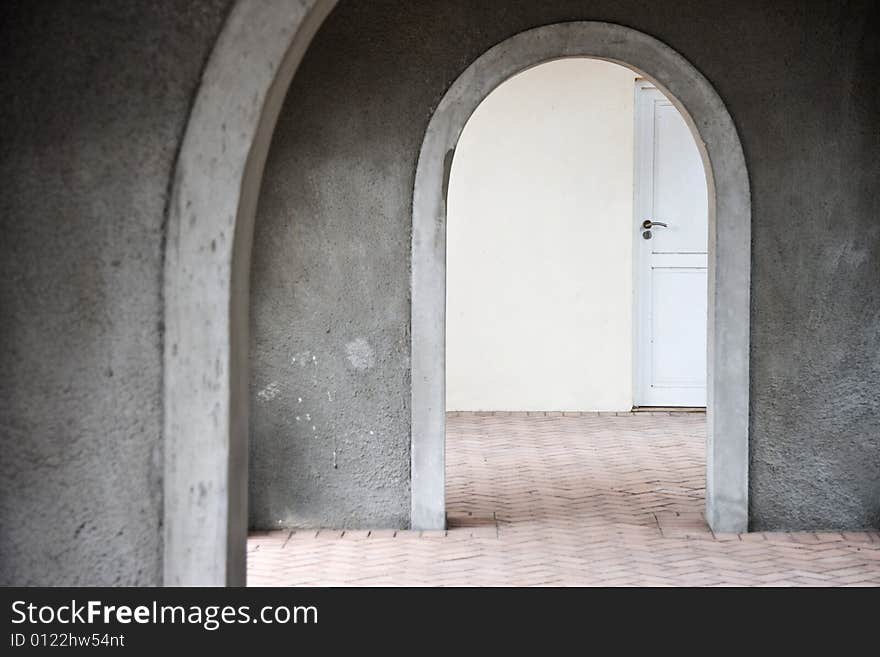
[
  {"xmin": 412, "ymin": 22, "xmax": 751, "ymax": 534},
  {"xmin": 631, "ymin": 80, "xmax": 708, "ymax": 408}
]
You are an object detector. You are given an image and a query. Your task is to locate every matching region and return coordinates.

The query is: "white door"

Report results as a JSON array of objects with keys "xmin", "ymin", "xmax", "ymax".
[{"xmin": 633, "ymin": 82, "xmax": 708, "ymax": 407}]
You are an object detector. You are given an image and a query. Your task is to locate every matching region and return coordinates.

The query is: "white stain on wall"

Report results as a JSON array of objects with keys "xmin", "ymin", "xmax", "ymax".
[
  {"xmin": 345, "ymin": 338, "xmax": 376, "ymax": 370},
  {"xmin": 291, "ymin": 350, "xmax": 311, "ymax": 366},
  {"xmin": 256, "ymin": 381, "xmax": 281, "ymax": 403}
]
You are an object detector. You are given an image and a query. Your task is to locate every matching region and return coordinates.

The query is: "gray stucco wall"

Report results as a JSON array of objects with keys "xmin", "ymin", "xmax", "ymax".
[
  {"xmin": 0, "ymin": 0, "xmax": 232, "ymax": 585},
  {"xmin": 250, "ymin": 0, "xmax": 879, "ymax": 531}
]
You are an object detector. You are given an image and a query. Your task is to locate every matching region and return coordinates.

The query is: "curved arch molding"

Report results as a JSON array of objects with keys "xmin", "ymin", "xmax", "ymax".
[
  {"xmin": 163, "ymin": 0, "xmax": 338, "ymax": 586},
  {"xmin": 411, "ymin": 22, "xmax": 751, "ymax": 533}
]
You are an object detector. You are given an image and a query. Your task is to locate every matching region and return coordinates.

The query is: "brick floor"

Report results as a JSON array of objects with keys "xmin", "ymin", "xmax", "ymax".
[{"xmin": 247, "ymin": 413, "xmax": 880, "ymax": 586}]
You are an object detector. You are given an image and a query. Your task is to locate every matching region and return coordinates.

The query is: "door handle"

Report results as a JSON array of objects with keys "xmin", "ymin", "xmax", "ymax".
[{"xmin": 641, "ymin": 219, "xmax": 668, "ymax": 230}]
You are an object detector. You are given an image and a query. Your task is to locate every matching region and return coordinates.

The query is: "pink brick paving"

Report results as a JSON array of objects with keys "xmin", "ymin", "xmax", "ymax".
[{"xmin": 247, "ymin": 413, "xmax": 880, "ymax": 586}]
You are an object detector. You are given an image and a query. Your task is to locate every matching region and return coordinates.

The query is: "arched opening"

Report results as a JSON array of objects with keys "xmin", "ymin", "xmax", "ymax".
[
  {"xmin": 411, "ymin": 22, "xmax": 750, "ymax": 535},
  {"xmin": 442, "ymin": 58, "xmax": 712, "ymax": 541}
]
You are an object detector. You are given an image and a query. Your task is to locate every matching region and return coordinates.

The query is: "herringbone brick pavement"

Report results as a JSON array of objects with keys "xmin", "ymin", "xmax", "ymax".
[{"xmin": 248, "ymin": 413, "xmax": 880, "ymax": 586}]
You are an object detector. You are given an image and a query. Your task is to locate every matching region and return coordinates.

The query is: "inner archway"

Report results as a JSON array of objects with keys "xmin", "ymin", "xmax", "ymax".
[
  {"xmin": 411, "ymin": 22, "xmax": 750, "ymax": 534},
  {"xmin": 443, "ymin": 57, "xmax": 712, "ymax": 545}
]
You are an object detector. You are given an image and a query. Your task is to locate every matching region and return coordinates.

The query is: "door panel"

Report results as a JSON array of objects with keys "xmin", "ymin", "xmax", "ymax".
[
  {"xmin": 649, "ymin": 267, "xmax": 708, "ymax": 406},
  {"xmin": 634, "ymin": 83, "xmax": 708, "ymax": 407},
  {"xmin": 652, "ymin": 104, "xmax": 708, "ymax": 254}
]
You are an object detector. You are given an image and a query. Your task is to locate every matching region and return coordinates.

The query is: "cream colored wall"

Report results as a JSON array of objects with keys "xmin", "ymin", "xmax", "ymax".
[{"xmin": 446, "ymin": 59, "xmax": 638, "ymax": 411}]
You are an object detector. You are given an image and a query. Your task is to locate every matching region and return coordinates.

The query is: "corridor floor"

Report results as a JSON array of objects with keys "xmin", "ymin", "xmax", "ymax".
[{"xmin": 247, "ymin": 413, "xmax": 880, "ymax": 586}]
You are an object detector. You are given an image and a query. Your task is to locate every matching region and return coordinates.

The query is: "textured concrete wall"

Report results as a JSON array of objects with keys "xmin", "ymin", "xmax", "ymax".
[
  {"xmin": 251, "ymin": 0, "xmax": 879, "ymax": 530},
  {"xmin": 0, "ymin": 0, "xmax": 232, "ymax": 585}
]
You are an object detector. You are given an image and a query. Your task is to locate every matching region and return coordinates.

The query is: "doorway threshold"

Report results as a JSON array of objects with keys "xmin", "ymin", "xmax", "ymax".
[{"xmin": 632, "ymin": 406, "xmax": 706, "ymax": 413}]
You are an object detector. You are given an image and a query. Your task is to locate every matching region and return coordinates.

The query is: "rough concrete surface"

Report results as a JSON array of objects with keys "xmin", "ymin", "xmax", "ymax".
[
  {"xmin": 0, "ymin": 0, "xmax": 233, "ymax": 585},
  {"xmin": 250, "ymin": 0, "xmax": 879, "ymax": 531}
]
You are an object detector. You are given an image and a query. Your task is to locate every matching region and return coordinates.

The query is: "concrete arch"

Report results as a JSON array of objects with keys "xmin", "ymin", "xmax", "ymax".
[
  {"xmin": 163, "ymin": 0, "xmax": 337, "ymax": 586},
  {"xmin": 411, "ymin": 22, "xmax": 751, "ymax": 533}
]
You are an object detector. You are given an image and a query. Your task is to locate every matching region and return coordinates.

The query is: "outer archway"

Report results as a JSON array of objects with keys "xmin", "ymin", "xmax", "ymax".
[
  {"xmin": 163, "ymin": 0, "xmax": 337, "ymax": 586},
  {"xmin": 411, "ymin": 22, "xmax": 751, "ymax": 533}
]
